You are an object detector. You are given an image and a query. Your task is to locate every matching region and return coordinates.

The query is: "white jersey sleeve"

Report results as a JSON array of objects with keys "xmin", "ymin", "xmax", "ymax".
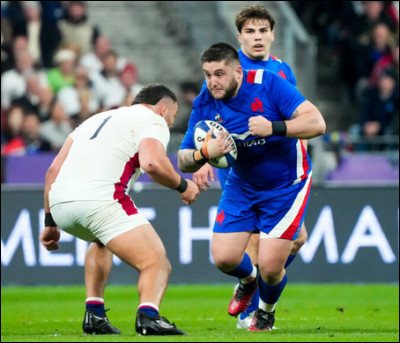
[{"xmin": 49, "ymin": 105, "xmax": 170, "ymax": 204}]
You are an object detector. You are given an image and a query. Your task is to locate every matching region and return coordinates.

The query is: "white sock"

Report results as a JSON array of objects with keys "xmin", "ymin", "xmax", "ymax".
[
  {"xmin": 241, "ymin": 265, "xmax": 257, "ymax": 284},
  {"xmin": 138, "ymin": 302, "xmax": 159, "ymax": 312},
  {"xmin": 86, "ymin": 297, "xmax": 104, "ymax": 303},
  {"xmin": 259, "ymin": 298, "xmax": 276, "ymax": 312}
]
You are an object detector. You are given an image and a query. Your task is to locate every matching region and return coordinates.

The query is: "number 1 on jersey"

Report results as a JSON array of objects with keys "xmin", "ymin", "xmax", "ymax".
[{"xmin": 90, "ymin": 116, "xmax": 111, "ymax": 139}]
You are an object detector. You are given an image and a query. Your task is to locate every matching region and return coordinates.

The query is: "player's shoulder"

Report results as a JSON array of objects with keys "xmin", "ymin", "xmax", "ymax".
[
  {"xmin": 269, "ymin": 55, "xmax": 294, "ymax": 71},
  {"xmin": 245, "ymin": 68, "xmax": 280, "ymax": 86}
]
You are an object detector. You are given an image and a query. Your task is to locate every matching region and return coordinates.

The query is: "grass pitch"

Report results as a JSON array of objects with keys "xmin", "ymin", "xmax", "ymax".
[{"xmin": 1, "ymin": 283, "xmax": 398, "ymax": 342}]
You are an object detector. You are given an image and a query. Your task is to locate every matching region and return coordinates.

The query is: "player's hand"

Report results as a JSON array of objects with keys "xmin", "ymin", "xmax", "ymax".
[
  {"xmin": 204, "ymin": 129, "xmax": 233, "ymax": 159},
  {"xmin": 40, "ymin": 226, "xmax": 61, "ymax": 251},
  {"xmin": 193, "ymin": 163, "xmax": 214, "ymax": 191},
  {"xmin": 248, "ymin": 116, "xmax": 272, "ymax": 137},
  {"xmin": 180, "ymin": 179, "xmax": 200, "ymax": 205}
]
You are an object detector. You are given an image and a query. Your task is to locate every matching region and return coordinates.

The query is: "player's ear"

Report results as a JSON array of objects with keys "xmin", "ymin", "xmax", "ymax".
[
  {"xmin": 235, "ymin": 65, "xmax": 243, "ymax": 78},
  {"xmin": 237, "ymin": 32, "xmax": 242, "ymax": 44}
]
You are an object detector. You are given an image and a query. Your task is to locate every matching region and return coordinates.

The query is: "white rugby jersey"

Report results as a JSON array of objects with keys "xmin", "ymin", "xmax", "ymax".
[{"xmin": 49, "ymin": 105, "xmax": 169, "ymax": 204}]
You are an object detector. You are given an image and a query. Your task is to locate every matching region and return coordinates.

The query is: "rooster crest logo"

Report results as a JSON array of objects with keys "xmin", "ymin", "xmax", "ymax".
[{"xmin": 214, "ymin": 113, "xmax": 223, "ymax": 122}]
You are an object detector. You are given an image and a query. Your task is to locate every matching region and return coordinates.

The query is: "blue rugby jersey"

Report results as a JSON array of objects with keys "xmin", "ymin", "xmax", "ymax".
[
  {"xmin": 180, "ymin": 69, "xmax": 310, "ymax": 189},
  {"xmin": 238, "ymin": 49, "xmax": 297, "ymax": 86}
]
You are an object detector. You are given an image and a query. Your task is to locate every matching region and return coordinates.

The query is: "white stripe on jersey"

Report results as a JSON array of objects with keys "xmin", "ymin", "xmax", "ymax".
[
  {"xmin": 295, "ymin": 140, "xmax": 304, "ymax": 183},
  {"xmin": 254, "ymin": 69, "xmax": 264, "ymax": 84}
]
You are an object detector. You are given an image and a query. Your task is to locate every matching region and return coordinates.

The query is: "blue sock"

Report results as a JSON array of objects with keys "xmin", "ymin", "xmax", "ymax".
[
  {"xmin": 86, "ymin": 301, "xmax": 105, "ymax": 316},
  {"xmin": 138, "ymin": 305, "xmax": 159, "ymax": 317},
  {"xmin": 285, "ymin": 254, "xmax": 296, "ymax": 268},
  {"xmin": 259, "ymin": 273, "xmax": 288, "ymax": 307},
  {"xmin": 225, "ymin": 253, "xmax": 253, "ymax": 279},
  {"xmin": 239, "ymin": 288, "xmax": 259, "ymax": 319}
]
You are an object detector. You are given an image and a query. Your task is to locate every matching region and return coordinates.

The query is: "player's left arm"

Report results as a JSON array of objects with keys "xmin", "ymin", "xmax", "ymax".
[
  {"xmin": 40, "ymin": 137, "xmax": 74, "ymax": 251},
  {"xmin": 248, "ymin": 100, "xmax": 326, "ymax": 139}
]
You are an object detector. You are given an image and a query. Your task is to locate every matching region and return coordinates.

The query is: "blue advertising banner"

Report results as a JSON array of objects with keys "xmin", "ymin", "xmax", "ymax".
[{"xmin": 1, "ymin": 185, "xmax": 398, "ymax": 285}]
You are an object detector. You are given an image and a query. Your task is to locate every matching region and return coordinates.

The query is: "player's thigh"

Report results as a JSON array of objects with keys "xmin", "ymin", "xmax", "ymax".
[
  {"xmin": 106, "ymin": 223, "xmax": 167, "ymax": 270},
  {"xmin": 245, "ymin": 233, "xmax": 260, "ymax": 263}
]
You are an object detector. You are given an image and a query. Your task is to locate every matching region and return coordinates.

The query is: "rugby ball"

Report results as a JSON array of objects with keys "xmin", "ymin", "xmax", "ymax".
[{"xmin": 193, "ymin": 120, "xmax": 237, "ymax": 168}]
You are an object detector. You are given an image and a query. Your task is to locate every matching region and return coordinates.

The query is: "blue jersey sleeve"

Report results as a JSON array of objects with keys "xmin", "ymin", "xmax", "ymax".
[
  {"xmin": 265, "ymin": 72, "xmax": 305, "ymax": 120},
  {"xmin": 282, "ymin": 61, "xmax": 297, "ymax": 87},
  {"xmin": 179, "ymin": 108, "xmax": 201, "ymax": 150}
]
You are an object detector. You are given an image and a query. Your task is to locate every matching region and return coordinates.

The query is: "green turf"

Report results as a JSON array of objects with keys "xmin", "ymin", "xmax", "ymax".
[{"xmin": 1, "ymin": 283, "xmax": 398, "ymax": 342}]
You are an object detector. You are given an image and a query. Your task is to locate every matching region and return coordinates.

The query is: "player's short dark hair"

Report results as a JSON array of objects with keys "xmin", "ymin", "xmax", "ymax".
[
  {"xmin": 132, "ymin": 84, "xmax": 177, "ymax": 105},
  {"xmin": 200, "ymin": 42, "xmax": 239, "ymax": 65},
  {"xmin": 235, "ymin": 4, "xmax": 276, "ymax": 32}
]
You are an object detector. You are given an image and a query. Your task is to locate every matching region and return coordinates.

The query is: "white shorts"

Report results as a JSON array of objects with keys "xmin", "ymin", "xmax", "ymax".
[{"xmin": 50, "ymin": 200, "xmax": 150, "ymax": 245}]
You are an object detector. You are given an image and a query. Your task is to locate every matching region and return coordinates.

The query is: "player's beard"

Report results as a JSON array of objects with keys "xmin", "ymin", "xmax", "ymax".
[{"xmin": 210, "ymin": 78, "xmax": 239, "ymax": 101}]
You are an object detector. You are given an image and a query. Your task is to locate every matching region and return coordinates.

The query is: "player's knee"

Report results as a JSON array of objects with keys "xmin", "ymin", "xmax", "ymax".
[
  {"xmin": 258, "ymin": 264, "xmax": 284, "ymax": 284},
  {"xmin": 212, "ymin": 252, "xmax": 242, "ymax": 273}
]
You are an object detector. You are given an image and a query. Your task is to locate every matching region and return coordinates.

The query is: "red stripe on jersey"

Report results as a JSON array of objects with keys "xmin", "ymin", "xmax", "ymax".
[
  {"xmin": 114, "ymin": 153, "xmax": 140, "ymax": 215},
  {"xmin": 247, "ymin": 70, "xmax": 257, "ymax": 83},
  {"xmin": 270, "ymin": 55, "xmax": 277, "ymax": 60},
  {"xmin": 281, "ymin": 177, "xmax": 312, "ymax": 239},
  {"xmin": 300, "ymin": 140, "xmax": 310, "ymax": 181}
]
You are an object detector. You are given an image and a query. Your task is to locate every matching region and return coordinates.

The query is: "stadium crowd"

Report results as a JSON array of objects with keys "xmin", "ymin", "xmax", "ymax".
[
  {"xmin": 1, "ymin": 1, "xmax": 143, "ymax": 159},
  {"xmin": 1, "ymin": 1, "xmax": 399, "ymax": 183},
  {"xmin": 291, "ymin": 1, "xmax": 399, "ymax": 147}
]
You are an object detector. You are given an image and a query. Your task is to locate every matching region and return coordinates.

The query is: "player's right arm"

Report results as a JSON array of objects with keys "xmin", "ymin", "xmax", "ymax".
[
  {"xmin": 193, "ymin": 164, "xmax": 215, "ymax": 191},
  {"xmin": 139, "ymin": 138, "xmax": 200, "ymax": 205},
  {"xmin": 40, "ymin": 137, "xmax": 74, "ymax": 251}
]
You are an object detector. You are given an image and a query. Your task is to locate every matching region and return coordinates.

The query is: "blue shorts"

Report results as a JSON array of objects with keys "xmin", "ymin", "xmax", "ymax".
[{"xmin": 213, "ymin": 172, "xmax": 312, "ymax": 240}]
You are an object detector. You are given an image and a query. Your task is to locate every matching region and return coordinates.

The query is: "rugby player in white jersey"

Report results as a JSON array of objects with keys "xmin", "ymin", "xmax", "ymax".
[{"xmin": 40, "ymin": 84, "xmax": 199, "ymax": 336}]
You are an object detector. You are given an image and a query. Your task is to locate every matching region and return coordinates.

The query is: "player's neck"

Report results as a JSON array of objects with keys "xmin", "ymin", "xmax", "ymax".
[{"xmin": 242, "ymin": 50, "xmax": 271, "ymax": 62}]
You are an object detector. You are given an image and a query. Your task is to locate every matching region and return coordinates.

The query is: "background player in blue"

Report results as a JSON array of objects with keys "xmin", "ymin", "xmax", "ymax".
[
  {"xmin": 178, "ymin": 42, "xmax": 325, "ymax": 331},
  {"xmin": 191, "ymin": 4, "xmax": 309, "ymax": 329}
]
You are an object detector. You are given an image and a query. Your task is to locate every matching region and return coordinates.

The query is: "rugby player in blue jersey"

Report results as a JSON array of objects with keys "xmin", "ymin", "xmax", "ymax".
[
  {"xmin": 191, "ymin": 4, "xmax": 310, "ymax": 329},
  {"xmin": 178, "ymin": 42, "xmax": 325, "ymax": 331}
]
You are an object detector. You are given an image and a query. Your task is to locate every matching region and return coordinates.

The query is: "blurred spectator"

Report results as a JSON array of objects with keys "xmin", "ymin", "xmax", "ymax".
[
  {"xmin": 58, "ymin": 65, "xmax": 100, "ymax": 127},
  {"xmin": 171, "ymin": 81, "xmax": 200, "ymax": 135},
  {"xmin": 358, "ymin": 67, "xmax": 399, "ymax": 149},
  {"xmin": 1, "ymin": 49, "xmax": 35, "ymax": 109},
  {"xmin": 40, "ymin": 99, "xmax": 73, "ymax": 151},
  {"xmin": 2, "ymin": 1, "xmax": 27, "ymax": 38},
  {"xmin": 38, "ymin": 1, "xmax": 65, "ymax": 68},
  {"xmin": 355, "ymin": 22, "xmax": 395, "ymax": 100},
  {"xmin": 370, "ymin": 39, "xmax": 399, "ymax": 87},
  {"xmin": 80, "ymin": 35, "xmax": 126, "ymax": 74},
  {"xmin": 120, "ymin": 63, "xmax": 143, "ymax": 106},
  {"xmin": 22, "ymin": 111, "xmax": 51, "ymax": 154},
  {"xmin": 57, "ymin": 1, "xmax": 99, "ymax": 59},
  {"xmin": 46, "ymin": 48, "xmax": 76, "ymax": 94},
  {"xmin": 91, "ymin": 50, "xmax": 125, "ymax": 110},
  {"xmin": 168, "ymin": 81, "xmax": 200, "ymax": 154},
  {"xmin": 1, "ymin": 13, "xmax": 14, "ymax": 74},
  {"xmin": 22, "ymin": 1, "xmax": 43, "ymax": 67},
  {"xmin": 36, "ymin": 85, "xmax": 55, "ymax": 122},
  {"xmin": 1, "ymin": 104, "xmax": 26, "ymax": 156}
]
